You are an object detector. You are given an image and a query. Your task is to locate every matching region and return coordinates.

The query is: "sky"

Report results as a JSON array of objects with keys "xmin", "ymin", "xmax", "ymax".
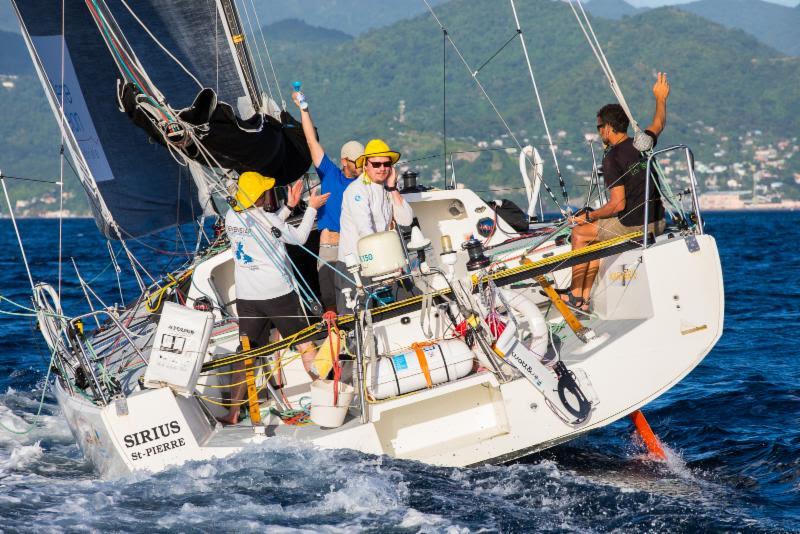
[{"xmin": 626, "ymin": 0, "xmax": 797, "ymax": 5}]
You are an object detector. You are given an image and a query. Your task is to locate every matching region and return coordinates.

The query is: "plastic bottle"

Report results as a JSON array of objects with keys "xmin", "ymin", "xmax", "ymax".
[{"xmin": 292, "ymin": 81, "xmax": 308, "ymax": 110}]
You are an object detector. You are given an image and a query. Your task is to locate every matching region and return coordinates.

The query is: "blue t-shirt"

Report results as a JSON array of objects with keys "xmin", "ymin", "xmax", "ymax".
[{"xmin": 316, "ymin": 153, "xmax": 356, "ymax": 233}]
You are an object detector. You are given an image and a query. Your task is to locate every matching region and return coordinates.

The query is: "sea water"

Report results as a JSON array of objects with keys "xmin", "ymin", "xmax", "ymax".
[{"xmin": 0, "ymin": 213, "xmax": 797, "ymax": 532}]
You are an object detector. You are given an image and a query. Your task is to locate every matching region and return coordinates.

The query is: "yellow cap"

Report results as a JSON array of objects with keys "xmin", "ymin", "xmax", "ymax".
[
  {"xmin": 234, "ymin": 171, "xmax": 276, "ymax": 211},
  {"xmin": 355, "ymin": 139, "xmax": 401, "ymax": 169}
]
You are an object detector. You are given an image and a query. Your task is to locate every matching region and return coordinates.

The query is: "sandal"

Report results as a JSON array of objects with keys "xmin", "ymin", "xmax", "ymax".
[{"xmin": 560, "ymin": 292, "xmax": 585, "ymax": 309}]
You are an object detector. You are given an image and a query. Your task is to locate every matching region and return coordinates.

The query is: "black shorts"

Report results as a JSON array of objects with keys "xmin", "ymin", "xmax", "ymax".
[{"xmin": 237, "ymin": 293, "xmax": 312, "ymax": 349}]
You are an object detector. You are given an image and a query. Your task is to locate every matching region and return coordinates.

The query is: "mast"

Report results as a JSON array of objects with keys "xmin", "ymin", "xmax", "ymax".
[{"xmin": 216, "ymin": 0, "xmax": 263, "ymax": 114}]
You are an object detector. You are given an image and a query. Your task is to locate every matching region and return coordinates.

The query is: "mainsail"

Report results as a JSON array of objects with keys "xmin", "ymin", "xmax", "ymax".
[{"xmin": 11, "ymin": 0, "xmax": 261, "ymax": 239}]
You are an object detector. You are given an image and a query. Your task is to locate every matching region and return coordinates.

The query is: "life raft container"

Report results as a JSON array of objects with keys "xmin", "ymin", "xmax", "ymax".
[{"xmin": 366, "ymin": 338, "xmax": 475, "ymax": 400}]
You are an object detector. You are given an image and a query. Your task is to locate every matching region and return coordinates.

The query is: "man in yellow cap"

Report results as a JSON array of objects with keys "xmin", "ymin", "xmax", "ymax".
[
  {"xmin": 336, "ymin": 139, "xmax": 414, "ymax": 310},
  {"xmin": 292, "ymin": 90, "xmax": 363, "ymax": 313},
  {"xmin": 221, "ymin": 171, "xmax": 330, "ymax": 425}
]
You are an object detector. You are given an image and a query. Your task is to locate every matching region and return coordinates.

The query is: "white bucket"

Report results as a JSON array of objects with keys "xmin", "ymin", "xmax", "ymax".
[{"xmin": 309, "ymin": 380, "xmax": 355, "ymax": 428}]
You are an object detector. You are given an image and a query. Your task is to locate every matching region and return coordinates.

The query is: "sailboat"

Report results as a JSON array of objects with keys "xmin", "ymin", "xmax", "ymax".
[{"xmin": 7, "ymin": 0, "xmax": 723, "ymax": 477}]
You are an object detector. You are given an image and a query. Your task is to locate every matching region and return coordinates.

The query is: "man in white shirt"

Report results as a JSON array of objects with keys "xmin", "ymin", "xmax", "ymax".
[
  {"xmin": 337, "ymin": 139, "xmax": 414, "ymax": 310},
  {"xmin": 222, "ymin": 171, "xmax": 329, "ymax": 424}
]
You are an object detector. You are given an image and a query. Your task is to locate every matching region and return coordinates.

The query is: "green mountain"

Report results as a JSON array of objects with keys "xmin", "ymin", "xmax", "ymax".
[
  {"xmin": 583, "ymin": 0, "xmax": 800, "ymax": 57},
  {"xmin": 1, "ymin": 2, "xmax": 799, "ymax": 214},
  {"xmin": 583, "ymin": 0, "xmax": 647, "ymax": 19},
  {"xmin": 678, "ymin": 0, "xmax": 800, "ymax": 56},
  {"xmin": 246, "ymin": 0, "xmax": 447, "ymax": 37},
  {"xmin": 267, "ymin": 1, "xmax": 799, "ymax": 153}
]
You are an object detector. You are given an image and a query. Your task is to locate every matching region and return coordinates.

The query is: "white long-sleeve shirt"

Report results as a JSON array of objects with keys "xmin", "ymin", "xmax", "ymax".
[
  {"xmin": 225, "ymin": 205, "xmax": 316, "ymax": 300},
  {"xmin": 338, "ymin": 178, "xmax": 414, "ymax": 263}
]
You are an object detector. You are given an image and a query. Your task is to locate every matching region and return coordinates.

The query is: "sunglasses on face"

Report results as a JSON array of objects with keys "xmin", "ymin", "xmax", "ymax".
[
  {"xmin": 596, "ymin": 123, "xmax": 605, "ymax": 131},
  {"xmin": 368, "ymin": 160, "xmax": 393, "ymax": 168}
]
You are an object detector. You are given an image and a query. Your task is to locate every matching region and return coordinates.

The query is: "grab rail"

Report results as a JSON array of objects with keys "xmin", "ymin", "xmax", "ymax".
[
  {"xmin": 67, "ymin": 309, "xmax": 150, "ymax": 405},
  {"xmin": 643, "ymin": 145, "xmax": 704, "ymax": 248}
]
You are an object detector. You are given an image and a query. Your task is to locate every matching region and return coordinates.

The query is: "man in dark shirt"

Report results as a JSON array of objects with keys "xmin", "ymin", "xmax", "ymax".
[{"xmin": 565, "ymin": 73, "xmax": 670, "ymax": 311}]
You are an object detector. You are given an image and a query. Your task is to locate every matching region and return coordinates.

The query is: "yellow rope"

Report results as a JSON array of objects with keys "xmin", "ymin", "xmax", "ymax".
[
  {"xmin": 201, "ymin": 232, "xmax": 641, "ymax": 372},
  {"xmin": 144, "ymin": 269, "xmax": 194, "ymax": 313},
  {"xmin": 471, "ymin": 231, "xmax": 642, "ymax": 287}
]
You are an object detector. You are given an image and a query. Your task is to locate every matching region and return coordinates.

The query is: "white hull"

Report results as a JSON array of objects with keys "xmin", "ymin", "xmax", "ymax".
[{"xmin": 53, "ymin": 233, "xmax": 723, "ymax": 477}]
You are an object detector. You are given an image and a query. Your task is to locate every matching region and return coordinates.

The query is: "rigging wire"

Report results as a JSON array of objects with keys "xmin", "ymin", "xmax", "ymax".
[
  {"xmin": 442, "ymin": 27, "xmax": 447, "ymax": 189},
  {"xmin": 422, "ymin": 0, "xmax": 567, "ymax": 215},
  {"xmin": 566, "ymin": 0, "xmax": 640, "ymax": 133},
  {"xmin": 234, "ymin": 0, "xmax": 276, "ymax": 103},
  {"xmin": 58, "ymin": 0, "xmax": 66, "ymax": 303},
  {"xmin": 1, "ymin": 177, "xmax": 36, "ymax": 293},
  {"xmin": 118, "ymin": 0, "xmax": 204, "ymax": 90},
  {"xmin": 245, "ymin": 0, "xmax": 285, "ymax": 109},
  {"xmin": 509, "ymin": 0, "xmax": 570, "ymax": 210}
]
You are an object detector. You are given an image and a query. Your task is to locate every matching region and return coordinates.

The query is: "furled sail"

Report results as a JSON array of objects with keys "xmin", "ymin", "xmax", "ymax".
[{"xmin": 10, "ymin": 0, "xmax": 268, "ymax": 239}]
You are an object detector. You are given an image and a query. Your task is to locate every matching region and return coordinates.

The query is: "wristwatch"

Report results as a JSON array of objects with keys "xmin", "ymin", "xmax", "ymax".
[{"xmin": 384, "ymin": 185, "xmax": 398, "ymax": 192}]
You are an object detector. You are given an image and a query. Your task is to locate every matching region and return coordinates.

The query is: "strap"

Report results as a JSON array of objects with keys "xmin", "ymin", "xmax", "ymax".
[
  {"xmin": 240, "ymin": 335, "xmax": 261, "ymax": 425},
  {"xmin": 411, "ymin": 343, "xmax": 433, "ymax": 388},
  {"xmin": 437, "ymin": 343, "xmax": 451, "ymax": 382},
  {"xmin": 420, "ymin": 293, "xmax": 434, "ymax": 339}
]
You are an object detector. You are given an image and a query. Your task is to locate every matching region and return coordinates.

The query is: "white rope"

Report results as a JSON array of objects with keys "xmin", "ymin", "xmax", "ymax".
[
  {"xmin": 247, "ymin": 0, "xmax": 285, "ymax": 105},
  {"xmin": 567, "ymin": 0, "xmax": 640, "ymax": 133},
  {"xmin": 422, "ymin": 0, "xmax": 567, "ymax": 215},
  {"xmin": 234, "ymin": 0, "xmax": 276, "ymax": 102},
  {"xmin": 245, "ymin": 0, "xmax": 286, "ymax": 110},
  {"xmin": 119, "ymin": 0, "xmax": 204, "ymax": 90}
]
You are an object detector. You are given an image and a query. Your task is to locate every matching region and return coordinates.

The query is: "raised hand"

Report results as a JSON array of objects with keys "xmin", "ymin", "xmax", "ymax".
[
  {"xmin": 291, "ymin": 91, "xmax": 302, "ymax": 109},
  {"xmin": 308, "ymin": 187, "xmax": 331, "ymax": 210},
  {"xmin": 286, "ymin": 180, "xmax": 303, "ymax": 209},
  {"xmin": 653, "ymin": 72, "xmax": 670, "ymax": 102}
]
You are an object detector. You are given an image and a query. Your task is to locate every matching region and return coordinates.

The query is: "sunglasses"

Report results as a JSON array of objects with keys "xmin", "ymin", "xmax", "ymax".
[
  {"xmin": 368, "ymin": 160, "xmax": 393, "ymax": 168},
  {"xmin": 596, "ymin": 123, "xmax": 605, "ymax": 131}
]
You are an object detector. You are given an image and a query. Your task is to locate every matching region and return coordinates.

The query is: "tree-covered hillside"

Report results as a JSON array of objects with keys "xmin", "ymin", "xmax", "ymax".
[
  {"xmin": 1, "ymin": 1, "xmax": 799, "ymax": 214},
  {"xmin": 263, "ymin": 0, "xmax": 799, "ymax": 201}
]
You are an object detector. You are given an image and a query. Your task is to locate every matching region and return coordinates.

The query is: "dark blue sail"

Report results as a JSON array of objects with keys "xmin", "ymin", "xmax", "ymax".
[{"xmin": 11, "ymin": 0, "xmax": 256, "ymax": 239}]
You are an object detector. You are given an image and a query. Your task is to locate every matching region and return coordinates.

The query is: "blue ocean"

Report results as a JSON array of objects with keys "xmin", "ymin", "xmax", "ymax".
[{"xmin": 0, "ymin": 213, "xmax": 797, "ymax": 532}]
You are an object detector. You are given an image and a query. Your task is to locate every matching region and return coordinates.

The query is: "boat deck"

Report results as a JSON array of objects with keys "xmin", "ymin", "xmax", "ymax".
[
  {"xmin": 202, "ymin": 408, "xmax": 363, "ymax": 448},
  {"xmin": 556, "ymin": 316, "xmax": 647, "ymax": 365}
]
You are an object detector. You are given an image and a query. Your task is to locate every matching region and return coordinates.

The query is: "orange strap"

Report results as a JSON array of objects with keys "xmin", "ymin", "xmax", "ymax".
[
  {"xmin": 411, "ymin": 342, "xmax": 433, "ymax": 388},
  {"xmin": 240, "ymin": 335, "xmax": 261, "ymax": 425},
  {"xmin": 535, "ymin": 275, "xmax": 585, "ymax": 334}
]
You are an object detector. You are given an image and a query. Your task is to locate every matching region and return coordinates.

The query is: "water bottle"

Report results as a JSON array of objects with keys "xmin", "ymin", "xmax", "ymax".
[{"xmin": 292, "ymin": 81, "xmax": 308, "ymax": 110}]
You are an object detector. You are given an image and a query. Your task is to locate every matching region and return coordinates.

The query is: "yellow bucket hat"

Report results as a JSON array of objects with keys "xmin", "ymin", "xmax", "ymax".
[
  {"xmin": 355, "ymin": 139, "xmax": 401, "ymax": 169},
  {"xmin": 234, "ymin": 171, "xmax": 276, "ymax": 211}
]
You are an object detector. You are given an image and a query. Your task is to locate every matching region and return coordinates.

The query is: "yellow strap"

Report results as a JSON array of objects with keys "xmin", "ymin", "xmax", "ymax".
[
  {"xmin": 535, "ymin": 275, "xmax": 585, "ymax": 335},
  {"xmin": 241, "ymin": 335, "xmax": 261, "ymax": 425}
]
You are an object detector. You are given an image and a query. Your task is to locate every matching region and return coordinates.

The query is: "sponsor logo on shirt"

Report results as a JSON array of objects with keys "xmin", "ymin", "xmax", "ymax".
[{"xmin": 235, "ymin": 242, "xmax": 253, "ymax": 264}]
